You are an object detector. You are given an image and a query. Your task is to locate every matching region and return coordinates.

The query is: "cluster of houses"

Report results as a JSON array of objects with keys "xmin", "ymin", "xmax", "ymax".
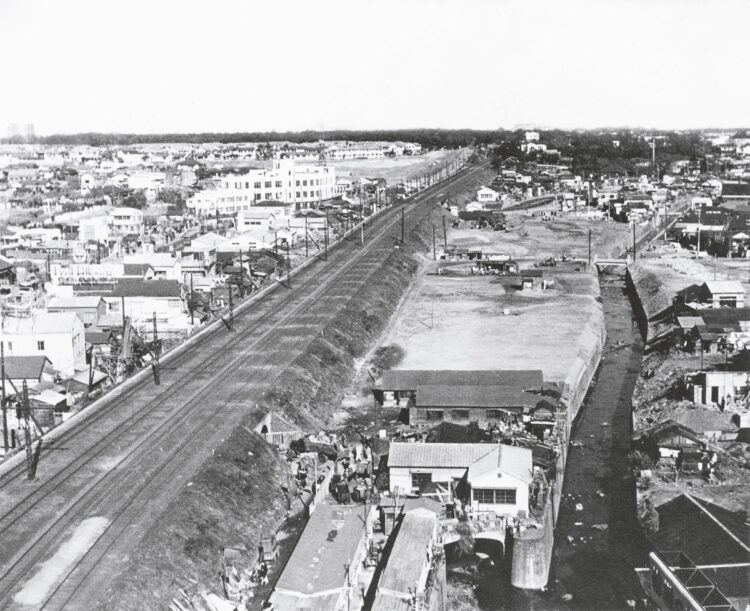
[
  {"xmin": 253, "ymin": 367, "xmax": 563, "ymax": 610},
  {"xmin": 0, "ymin": 144, "xmax": 420, "ymax": 457}
]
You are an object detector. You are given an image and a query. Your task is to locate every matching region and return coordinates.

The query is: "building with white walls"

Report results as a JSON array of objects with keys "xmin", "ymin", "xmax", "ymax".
[
  {"xmin": 0, "ymin": 311, "xmax": 86, "ymax": 377},
  {"xmin": 186, "ymin": 159, "xmax": 336, "ymax": 216}
]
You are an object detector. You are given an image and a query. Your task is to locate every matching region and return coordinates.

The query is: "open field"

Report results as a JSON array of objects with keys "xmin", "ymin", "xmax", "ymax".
[
  {"xmin": 449, "ymin": 213, "xmax": 637, "ymax": 263},
  {"xmin": 327, "ymin": 149, "xmax": 464, "ymax": 183},
  {"xmin": 376, "ymin": 261, "xmax": 602, "ymax": 386}
]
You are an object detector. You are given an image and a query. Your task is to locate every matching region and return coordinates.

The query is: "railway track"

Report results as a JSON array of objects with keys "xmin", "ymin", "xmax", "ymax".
[{"xmin": 0, "ymin": 161, "xmax": 491, "ymax": 609}]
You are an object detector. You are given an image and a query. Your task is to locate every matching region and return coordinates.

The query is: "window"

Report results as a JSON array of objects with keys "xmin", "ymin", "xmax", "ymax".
[
  {"xmin": 6, "ymin": 342, "xmax": 12, "ymax": 352},
  {"xmin": 265, "ymin": 193, "xmax": 272, "ymax": 200},
  {"xmin": 303, "ymin": 191, "xmax": 308, "ymax": 197},
  {"xmin": 254, "ymin": 181, "xmax": 261, "ymax": 189},
  {"xmin": 254, "ymin": 194, "xmax": 261, "ymax": 201},
  {"xmin": 37, "ymin": 340, "xmax": 45, "ymax": 351},
  {"xmin": 486, "ymin": 410, "xmax": 504, "ymax": 420},
  {"xmin": 474, "ymin": 489, "xmax": 495, "ymax": 504},
  {"xmin": 473, "ymin": 488, "xmax": 516, "ymax": 505},
  {"xmin": 426, "ymin": 410, "xmax": 444, "ymax": 421},
  {"xmin": 275, "ymin": 181, "xmax": 282, "ymax": 188},
  {"xmin": 296, "ymin": 192, "xmax": 300, "ymax": 198},
  {"xmin": 264, "ymin": 181, "xmax": 272, "ymax": 188},
  {"xmin": 451, "ymin": 409, "xmax": 470, "ymax": 421},
  {"xmin": 245, "ymin": 182, "xmax": 249, "ymax": 188},
  {"xmin": 411, "ymin": 472, "xmax": 432, "ymax": 490},
  {"xmin": 296, "ymin": 180, "xmax": 300, "ymax": 186},
  {"xmin": 303, "ymin": 179, "xmax": 308, "ymax": 186}
]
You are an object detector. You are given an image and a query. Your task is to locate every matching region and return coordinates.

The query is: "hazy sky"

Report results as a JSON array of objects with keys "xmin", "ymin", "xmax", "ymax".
[{"xmin": 1, "ymin": 0, "xmax": 748, "ymax": 135}]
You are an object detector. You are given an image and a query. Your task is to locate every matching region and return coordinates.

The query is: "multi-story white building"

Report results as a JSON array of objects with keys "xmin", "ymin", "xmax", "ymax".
[
  {"xmin": 186, "ymin": 160, "xmax": 336, "ymax": 216},
  {"xmin": 108, "ymin": 207, "xmax": 144, "ymax": 237},
  {"xmin": 0, "ymin": 311, "xmax": 86, "ymax": 377}
]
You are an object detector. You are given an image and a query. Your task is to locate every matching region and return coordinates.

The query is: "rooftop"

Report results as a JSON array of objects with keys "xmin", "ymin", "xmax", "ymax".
[
  {"xmin": 388, "ymin": 443, "xmax": 493, "ymax": 469},
  {"xmin": 375, "ymin": 508, "xmax": 437, "ymax": 601},
  {"xmin": 377, "ymin": 369, "xmax": 543, "ymax": 391},
  {"xmin": 2, "ymin": 355, "xmax": 52, "ymax": 380},
  {"xmin": 47, "ymin": 295, "xmax": 105, "ymax": 309},
  {"xmin": 416, "ymin": 385, "xmax": 540, "ymax": 409},
  {"xmin": 113, "ymin": 278, "xmax": 182, "ymax": 298},
  {"xmin": 273, "ymin": 503, "xmax": 366, "ymax": 598},
  {"xmin": 0, "ymin": 311, "xmax": 80, "ymax": 335},
  {"xmin": 651, "ymin": 494, "xmax": 750, "ymax": 565},
  {"xmin": 703, "ymin": 280, "xmax": 746, "ymax": 295},
  {"xmin": 466, "ymin": 444, "xmax": 534, "ymax": 484}
]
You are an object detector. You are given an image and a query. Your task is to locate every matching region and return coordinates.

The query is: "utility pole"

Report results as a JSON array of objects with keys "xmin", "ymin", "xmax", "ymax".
[
  {"xmin": 228, "ymin": 282, "xmax": 234, "ymax": 328},
  {"xmin": 304, "ymin": 214, "xmax": 309, "ymax": 257},
  {"xmin": 1, "ymin": 341, "xmax": 7, "ymax": 455},
  {"xmin": 239, "ymin": 249, "xmax": 244, "ymax": 297},
  {"xmin": 151, "ymin": 311, "xmax": 161, "ymax": 385},
  {"xmin": 21, "ymin": 381, "xmax": 41, "ymax": 480},
  {"xmin": 432, "ymin": 225, "xmax": 436, "ymax": 260},
  {"xmin": 324, "ymin": 211, "xmax": 329, "ymax": 261},
  {"xmin": 401, "ymin": 207, "xmax": 405, "ymax": 244},
  {"xmin": 442, "ymin": 216, "xmax": 447, "ymax": 249},
  {"xmin": 286, "ymin": 242, "xmax": 291, "ymax": 288},
  {"xmin": 360, "ymin": 199, "xmax": 364, "ymax": 246},
  {"xmin": 190, "ymin": 274, "xmax": 194, "ymax": 325},
  {"xmin": 696, "ymin": 205, "xmax": 702, "ymax": 259},
  {"xmin": 632, "ymin": 219, "xmax": 637, "ymax": 260},
  {"xmin": 588, "ymin": 228, "xmax": 592, "ymax": 266}
]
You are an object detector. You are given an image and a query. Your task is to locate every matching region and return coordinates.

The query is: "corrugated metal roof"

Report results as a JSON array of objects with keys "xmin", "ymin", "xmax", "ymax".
[
  {"xmin": 377, "ymin": 369, "xmax": 543, "ymax": 391},
  {"xmin": 377, "ymin": 508, "xmax": 437, "ymax": 597},
  {"xmin": 467, "ymin": 444, "xmax": 533, "ymax": 484},
  {"xmin": 416, "ymin": 385, "xmax": 540, "ymax": 409},
  {"xmin": 388, "ymin": 443, "xmax": 494, "ymax": 468}
]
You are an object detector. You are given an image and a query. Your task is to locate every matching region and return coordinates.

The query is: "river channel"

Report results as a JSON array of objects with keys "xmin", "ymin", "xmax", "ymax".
[{"xmin": 458, "ymin": 269, "xmax": 650, "ymax": 609}]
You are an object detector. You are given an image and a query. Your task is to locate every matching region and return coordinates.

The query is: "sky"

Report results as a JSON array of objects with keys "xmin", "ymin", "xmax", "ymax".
[{"xmin": 0, "ymin": 0, "xmax": 748, "ymax": 135}]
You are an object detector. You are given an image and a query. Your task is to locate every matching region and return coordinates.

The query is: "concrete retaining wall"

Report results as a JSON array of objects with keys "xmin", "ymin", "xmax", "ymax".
[{"xmin": 510, "ymin": 500, "xmax": 555, "ymax": 589}]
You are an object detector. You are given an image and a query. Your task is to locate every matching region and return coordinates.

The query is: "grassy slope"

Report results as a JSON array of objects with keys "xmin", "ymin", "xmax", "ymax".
[{"xmin": 103, "ymin": 209, "xmax": 442, "ymax": 610}]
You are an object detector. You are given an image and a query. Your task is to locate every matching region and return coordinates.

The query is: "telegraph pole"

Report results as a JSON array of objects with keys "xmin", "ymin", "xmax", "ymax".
[
  {"xmin": 432, "ymin": 225, "xmax": 436, "ymax": 260},
  {"xmin": 190, "ymin": 274, "xmax": 194, "ymax": 325},
  {"xmin": 401, "ymin": 207, "xmax": 405, "ymax": 244},
  {"xmin": 228, "ymin": 282, "xmax": 234, "ymax": 327},
  {"xmin": 442, "ymin": 216, "xmax": 448, "ymax": 249},
  {"xmin": 360, "ymin": 199, "xmax": 364, "ymax": 246},
  {"xmin": 1, "ymin": 341, "xmax": 7, "ymax": 454},
  {"xmin": 588, "ymin": 228, "xmax": 592, "ymax": 266},
  {"xmin": 151, "ymin": 311, "xmax": 161, "ymax": 385},
  {"xmin": 304, "ymin": 214, "xmax": 309, "ymax": 257},
  {"xmin": 632, "ymin": 219, "xmax": 637, "ymax": 259},
  {"xmin": 286, "ymin": 242, "xmax": 291, "ymax": 288},
  {"xmin": 324, "ymin": 211, "xmax": 329, "ymax": 261}
]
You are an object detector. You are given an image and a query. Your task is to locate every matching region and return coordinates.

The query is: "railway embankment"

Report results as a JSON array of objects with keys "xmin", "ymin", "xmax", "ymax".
[{"xmin": 103, "ymin": 208, "xmax": 448, "ymax": 609}]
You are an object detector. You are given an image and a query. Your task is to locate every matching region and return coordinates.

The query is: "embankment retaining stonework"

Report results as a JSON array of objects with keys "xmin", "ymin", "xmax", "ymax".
[{"xmin": 511, "ymin": 267, "xmax": 607, "ymax": 590}]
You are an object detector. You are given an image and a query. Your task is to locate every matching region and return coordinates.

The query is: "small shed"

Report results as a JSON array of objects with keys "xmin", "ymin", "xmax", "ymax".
[{"xmin": 520, "ymin": 269, "xmax": 544, "ymax": 290}]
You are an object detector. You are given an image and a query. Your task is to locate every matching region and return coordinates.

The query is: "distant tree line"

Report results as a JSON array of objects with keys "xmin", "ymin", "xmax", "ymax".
[{"xmin": 1, "ymin": 129, "xmax": 506, "ymax": 149}]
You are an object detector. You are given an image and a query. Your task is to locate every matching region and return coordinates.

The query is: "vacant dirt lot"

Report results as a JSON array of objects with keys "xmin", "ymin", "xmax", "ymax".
[
  {"xmin": 328, "ymin": 149, "xmax": 464, "ymax": 183},
  {"xmin": 376, "ymin": 261, "xmax": 602, "ymax": 386},
  {"xmin": 450, "ymin": 213, "xmax": 637, "ymax": 263}
]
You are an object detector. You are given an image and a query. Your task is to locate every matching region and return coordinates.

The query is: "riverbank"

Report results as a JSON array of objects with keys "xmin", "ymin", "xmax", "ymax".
[{"xmin": 626, "ymin": 254, "xmax": 750, "ymax": 513}]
